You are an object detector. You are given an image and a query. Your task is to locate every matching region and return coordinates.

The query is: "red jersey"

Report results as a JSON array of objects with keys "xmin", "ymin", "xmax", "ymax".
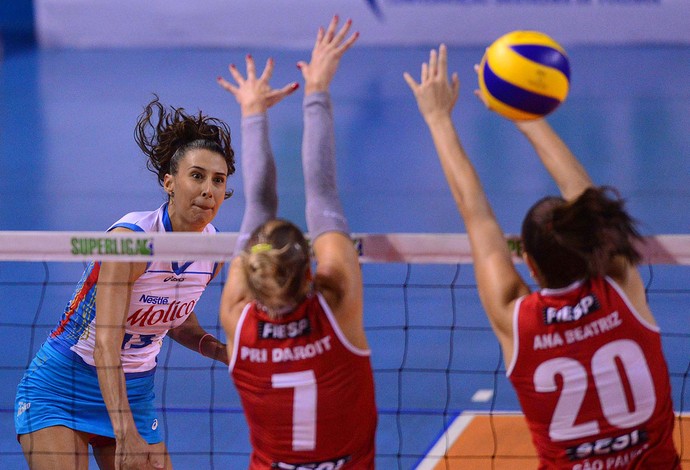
[
  {"xmin": 508, "ymin": 276, "xmax": 679, "ymax": 470},
  {"xmin": 229, "ymin": 292, "xmax": 377, "ymax": 469}
]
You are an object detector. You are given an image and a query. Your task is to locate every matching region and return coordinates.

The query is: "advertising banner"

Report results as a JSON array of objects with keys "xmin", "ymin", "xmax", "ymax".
[{"xmin": 35, "ymin": 0, "xmax": 689, "ymax": 48}]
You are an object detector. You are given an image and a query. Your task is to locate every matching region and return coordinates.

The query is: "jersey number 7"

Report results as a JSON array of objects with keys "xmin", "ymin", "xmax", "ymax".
[{"xmin": 272, "ymin": 370, "xmax": 317, "ymax": 451}]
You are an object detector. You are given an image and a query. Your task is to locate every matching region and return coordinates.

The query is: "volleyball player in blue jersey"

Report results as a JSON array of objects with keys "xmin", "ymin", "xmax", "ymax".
[{"xmin": 15, "ymin": 90, "xmax": 288, "ymax": 470}]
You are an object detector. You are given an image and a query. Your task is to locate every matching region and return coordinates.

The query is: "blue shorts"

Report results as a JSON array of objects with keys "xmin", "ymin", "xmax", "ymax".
[{"xmin": 15, "ymin": 341, "xmax": 161, "ymax": 444}]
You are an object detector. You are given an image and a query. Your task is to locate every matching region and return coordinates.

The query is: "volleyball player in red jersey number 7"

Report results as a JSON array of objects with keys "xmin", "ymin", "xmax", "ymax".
[
  {"xmin": 218, "ymin": 17, "xmax": 377, "ymax": 469},
  {"xmin": 404, "ymin": 45, "xmax": 680, "ymax": 469}
]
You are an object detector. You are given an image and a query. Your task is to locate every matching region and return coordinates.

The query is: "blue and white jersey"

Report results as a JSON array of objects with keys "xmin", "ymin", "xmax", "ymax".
[{"xmin": 48, "ymin": 203, "xmax": 220, "ymax": 376}]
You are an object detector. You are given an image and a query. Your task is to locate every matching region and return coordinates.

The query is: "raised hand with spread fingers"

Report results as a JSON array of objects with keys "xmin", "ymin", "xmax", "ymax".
[
  {"xmin": 218, "ymin": 54, "xmax": 299, "ymax": 117},
  {"xmin": 298, "ymin": 15, "xmax": 359, "ymax": 95}
]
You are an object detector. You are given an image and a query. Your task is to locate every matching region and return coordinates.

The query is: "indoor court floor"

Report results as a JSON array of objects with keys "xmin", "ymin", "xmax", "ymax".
[{"xmin": 1, "ymin": 37, "xmax": 689, "ymax": 468}]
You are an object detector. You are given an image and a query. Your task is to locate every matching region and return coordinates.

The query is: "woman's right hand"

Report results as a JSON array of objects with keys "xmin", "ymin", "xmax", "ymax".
[
  {"xmin": 217, "ymin": 55, "xmax": 298, "ymax": 117},
  {"xmin": 298, "ymin": 15, "xmax": 358, "ymax": 95},
  {"xmin": 116, "ymin": 433, "xmax": 165, "ymax": 469}
]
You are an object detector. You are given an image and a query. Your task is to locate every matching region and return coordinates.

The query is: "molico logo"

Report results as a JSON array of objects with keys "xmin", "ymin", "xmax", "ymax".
[
  {"xmin": 127, "ymin": 299, "xmax": 196, "ymax": 326},
  {"xmin": 71, "ymin": 237, "xmax": 154, "ymax": 256}
]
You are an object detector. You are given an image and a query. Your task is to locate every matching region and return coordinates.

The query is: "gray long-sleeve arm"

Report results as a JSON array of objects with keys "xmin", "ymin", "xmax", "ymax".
[
  {"xmin": 233, "ymin": 113, "xmax": 277, "ymax": 254},
  {"xmin": 302, "ymin": 92, "xmax": 349, "ymax": 241}
]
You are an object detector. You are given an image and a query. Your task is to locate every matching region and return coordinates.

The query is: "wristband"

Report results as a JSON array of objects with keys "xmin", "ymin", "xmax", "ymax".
[{"xmin": 198, "ymin": 333, "xmax": 215, "ymax": 356}]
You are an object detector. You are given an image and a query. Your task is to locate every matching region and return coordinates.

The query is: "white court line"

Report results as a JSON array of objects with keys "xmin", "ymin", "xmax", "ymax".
[
  {"xmin": 415, "ymin": 411, "xmax": 689, "ymax": 469},
  {"xmin": 415, "ymin": 411, "xmax": 524, "ymax": 469},
  {"xmin": 471, "ymin": 389, "xmax": 494, "ymax": 403},
  {"xmin": 415, "ymin": 410, "xmax": 527, "ymax": 469},
  {"xmin": 414, "ymin": 412, "xmax": 476, "ymax": 470}
]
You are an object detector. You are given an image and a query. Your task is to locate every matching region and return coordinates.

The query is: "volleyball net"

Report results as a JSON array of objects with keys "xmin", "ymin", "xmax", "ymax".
[{"xmin": 1, "ymin": 231, "xmax": 688, "ymax": 469}]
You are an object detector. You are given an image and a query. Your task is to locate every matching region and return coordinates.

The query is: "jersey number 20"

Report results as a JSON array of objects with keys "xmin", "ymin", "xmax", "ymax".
[{"xmin": 533, "ymin": 339, "xmax": 656, "ymax": 441}]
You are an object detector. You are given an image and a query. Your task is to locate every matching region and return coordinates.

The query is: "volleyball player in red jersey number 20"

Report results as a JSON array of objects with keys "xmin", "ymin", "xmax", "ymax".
[
  {"xmin": 404, "ymin": 45, "xmax": 680, "ymax": 469},
  {"xmin": 218, "ymin": 17, "xmax": 377, "ymax": 470}
]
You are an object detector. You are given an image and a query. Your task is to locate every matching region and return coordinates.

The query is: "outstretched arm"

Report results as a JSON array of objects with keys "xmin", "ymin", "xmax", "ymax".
[
  {"xmin": 299, "ymin": 16, "xmax": 357, "ymax": 242},
  {"xmin": 474, "ymin": 69, "xmax": 650, "ymax": 320},
  {"xmin": 472, "ymin": 68, "xmax": 592, "ymax": 201},
  {"xmin": 515, "ymin": 119, "xmax": 592, "ymax": 200},
  {"xmin": 218, "ymin": 55, "xmax": 298, "ymax": 253},
  {"xmin": 512, "ymin": 116, "xmax": 651, "ymax": 317},
  {"xmin": 404, "ymin": 45, "xmax": 529, "ymax": 349},
  {"xmin": 218, "ymin": 56, "xmax": 297, "ymax": 356},
  {"xmin": 514, "ymin": 120, "xmax": 650, "ymax": 317},
  {"xmin": 298, "ymin": 16, "xmax": 366, "ymax": 348}
]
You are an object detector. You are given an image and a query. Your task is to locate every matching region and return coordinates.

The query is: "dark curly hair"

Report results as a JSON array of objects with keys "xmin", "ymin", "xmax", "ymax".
[
  {"xmin": 521, "ymin": 186, "xmax": 643, "ymax": 288},
  {"xmin": 134, "ymin": 95, "xmax": 236, "ymax": 199}
]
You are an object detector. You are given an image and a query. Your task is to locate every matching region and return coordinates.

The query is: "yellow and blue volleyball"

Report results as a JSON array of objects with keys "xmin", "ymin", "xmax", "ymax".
[{"xmin": 478, "ymin": 31, "xmax": 570, "ymax": 121}]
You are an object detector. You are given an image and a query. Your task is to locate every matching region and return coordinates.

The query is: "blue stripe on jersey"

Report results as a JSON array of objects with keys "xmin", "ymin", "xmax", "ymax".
[
  {"xmin": 172, "ymin": 261, "xmax": 193, "ymax": 275},
  {"xmin": 146, "ymin": 269, "xmax": 214, "ymax": 275},
  {"xmin": 162, "ymin": 203, "xmax": 173, "ymax": 232},
  {"xmin": 109, "ymin": 222, "xmax": 145, "ymax": 232}
]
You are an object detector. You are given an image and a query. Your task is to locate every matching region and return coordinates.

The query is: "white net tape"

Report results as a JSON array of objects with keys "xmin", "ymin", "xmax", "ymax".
[{"xmin": 0, "ymin": 231, "xmax": 688, "ymax": 264}]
